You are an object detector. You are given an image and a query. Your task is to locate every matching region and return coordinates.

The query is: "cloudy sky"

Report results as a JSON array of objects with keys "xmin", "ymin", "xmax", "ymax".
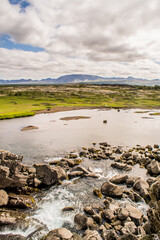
[{"xmin": 0, "ymin": 0, "xmax": 160, "ymax": 80}]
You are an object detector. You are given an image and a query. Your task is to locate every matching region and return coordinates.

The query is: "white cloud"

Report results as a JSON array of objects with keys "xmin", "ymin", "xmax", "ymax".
[{"xmin": 0, "ymin": 0, "xmax": 160, "ymax": 79}]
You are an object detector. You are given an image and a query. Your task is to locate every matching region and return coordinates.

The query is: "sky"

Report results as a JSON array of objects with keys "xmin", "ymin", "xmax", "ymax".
[{"xmin": 0, "ymin": 0, "xmax": 160, "ymax": 80}]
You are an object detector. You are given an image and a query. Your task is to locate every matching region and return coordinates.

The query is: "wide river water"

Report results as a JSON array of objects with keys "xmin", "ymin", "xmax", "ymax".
[
  {"xmin": 0, "ymin": 108, "xmax": 160, "ymax": 239},
  {"xmin": 0, "ymin": 108, "xmax": 159, "ymax": 164}
]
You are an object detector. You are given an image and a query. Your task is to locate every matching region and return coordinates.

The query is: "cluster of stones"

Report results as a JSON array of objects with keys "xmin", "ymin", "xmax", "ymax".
[{"xmin": 0, "ymin": 142, "xmax": 160, "ymax": 240}]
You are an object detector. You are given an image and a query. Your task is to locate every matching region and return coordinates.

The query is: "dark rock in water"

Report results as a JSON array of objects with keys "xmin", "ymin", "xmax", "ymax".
[
  {"xmin": 0, "ymin": 234, "xmax": 25, "ymax": 240},
  {"xmin": 99, "ymin": 142, "xmax": 109, "ymax": 147},
  {"xmin": 110, "ymin": 174, "xmax": 128, "ymax": 184},
  {"xmin": 34, "ymin": 164, "xmax": 67, "ymax": 185},
  {"xmin": 154, "ymin": 144, "xmax": 159, "ymax": 149},
  {"xmin": 101, "ymin": 181, "xmax": 123, "ymax": 198},
  {"xmin": 93, "ymin": 188, "xmax": 102, "ymax": 198},
  {"xmin": 103, "ymin": 120, "xmax": 107, "ymax": 124},
  {"xmin": 111, "ymin": 162, "xmax": 132, "ymax": 171},
  {"xmin": 62, "ymin": 207, "xmax": 75, "ymax": 212},
  {"xmin": 21, "ymin": 125, "xmax": 38, "ymax": 131},
  {"xmin": 45, "ymin": 228, "xmax": 74, "ymax": 240},
  {"xmin": 68, "ymin": 171, "xmax": 83, "ymax": 179},
  {"xmin": 70, "ymin": 166, "xmax": 90, "ymax": 176},
  {"xmin": 147, "ymin": 160, "xmax": 160, "ymax": 176},
  {"xmin": 0, "ymin": 190, "xmax": 8, "ymax": 206}
]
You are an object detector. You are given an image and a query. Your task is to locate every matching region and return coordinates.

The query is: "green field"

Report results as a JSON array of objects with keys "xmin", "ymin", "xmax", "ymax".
[{"xmin": 0, "ymin": 84, "xmax": 160, "ymax": 120}]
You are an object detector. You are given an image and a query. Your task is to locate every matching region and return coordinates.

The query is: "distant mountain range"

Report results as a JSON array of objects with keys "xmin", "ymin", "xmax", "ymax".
[{"xmin": 0, "ymin": 74, "xmax": 160, "ymax": 86}]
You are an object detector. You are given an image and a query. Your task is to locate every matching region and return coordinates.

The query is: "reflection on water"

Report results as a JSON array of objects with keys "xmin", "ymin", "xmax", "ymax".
[{"xmin": 0, "ymin": 109, "xmax": 159, "ymax": 164}]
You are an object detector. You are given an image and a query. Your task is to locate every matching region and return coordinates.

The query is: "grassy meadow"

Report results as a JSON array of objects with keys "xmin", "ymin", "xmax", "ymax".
[{"xmin": 0, "ymin": 84, "xmax": 160, "ymax": 120}]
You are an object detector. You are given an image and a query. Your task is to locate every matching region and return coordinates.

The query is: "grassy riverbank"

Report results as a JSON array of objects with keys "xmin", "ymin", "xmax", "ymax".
[{"xmin": 0, "ymin": 84, "xmax": 160, "ymax": 119}]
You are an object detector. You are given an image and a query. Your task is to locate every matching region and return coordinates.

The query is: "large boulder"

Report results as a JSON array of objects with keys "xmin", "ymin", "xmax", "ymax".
[
  {"xmin": 0, "ymin": 190, "xmax": 8, "ymax": 206},
  {"xmin": 126, "ymin": 204, "xmax": 143, "ymax": 224},
  {"xmin": 8, "ymin": 194, "xmax": 35, "ymax": 209},
  {"xmin": 45, "ymin": 228, "xmax": 73, "ymax": 240},
  {"xmin": 34, "ymin": 164, "xmax": 67, "ymax": 186},
  {"xmin": 147, "ymin": 160, "xmax": 160, "ymax": 176},
  {"xmin": 121, "ymin": 221, "xmax": 137, "ymax": 235},
  {"xmin": 74, "ymin": 214, "xmax": 95, "ymax": 230},
  {"xmin": 101, "ymin": 181, "xmax": 123, "ymax": 198},
  {"xmin": 111, "ymin": 162, "xmax": 132, "ymax": 171},
  {"xmin": 110, "ymin": 175, "xmax": 128, "ymax": 184},
  {"xmin": 133, "ymin": 178, "xmax": 149, "ymax": 199}
]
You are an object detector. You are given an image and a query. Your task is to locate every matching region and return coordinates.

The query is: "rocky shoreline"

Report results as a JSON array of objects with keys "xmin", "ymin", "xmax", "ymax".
[{"xmin": 0, "ymin": 142, "xmax": 160, "ymax": 240}]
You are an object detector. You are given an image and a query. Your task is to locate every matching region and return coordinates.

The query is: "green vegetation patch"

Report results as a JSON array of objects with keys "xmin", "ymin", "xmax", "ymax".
[{"xmin": 0, "ymin": 84, "xmax": 160, "ymax": 120}]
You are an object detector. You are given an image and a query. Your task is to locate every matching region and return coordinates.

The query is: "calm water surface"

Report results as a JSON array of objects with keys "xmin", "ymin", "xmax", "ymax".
[{"xmin": 0, "ymin": 108, "xmax": 160, "ymax": 164}]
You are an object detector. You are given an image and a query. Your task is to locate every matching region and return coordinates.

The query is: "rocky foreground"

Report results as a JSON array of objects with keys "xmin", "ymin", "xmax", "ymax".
[{"xmin": 0, "ymin": 143, "xmax": 160, "ymax": 239}]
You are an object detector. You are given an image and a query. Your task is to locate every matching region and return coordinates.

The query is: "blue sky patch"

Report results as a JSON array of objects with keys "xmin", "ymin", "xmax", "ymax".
[
  {"xmin": 0, "ymin": 34, "xmax": 44, "ymax": 52},
  {"xmin": 9, "ymin": 0, "xmax": 30, "ymax": 11}
]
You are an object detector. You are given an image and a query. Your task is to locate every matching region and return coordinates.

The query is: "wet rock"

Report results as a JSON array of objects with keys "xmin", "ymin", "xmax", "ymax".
[
  {"xmin": 122, "ymin": 152, "xmax": 132, "ymax": 159},
  {"xmin": 0, "ymin": 190, "xmax": 8, "ymax": 206},
  {"xmin": 0, "ymin": 212, "xmax": 16, "ymax": 225},
  {"xmin": 143, "ymin": 221, "xmax": 151, "ymax": 234},
  {"xmin": 0, "ymin": 234, "xmax": 25, "ymax": 240},
  {"xmin": 121, "ymin": 221, "xmax": 137, "ymax": 235},
  {"xmin": 12, "ymin": 173, "xmax": 28, "ymax": 188},
  {"xmin": 84, "ymin": 206, "xmax": 95, "ymax": 215},
  {"xmin": 101, "ymin": 181, "xmax": 123, "ymax": 198},
  {"xmin": 79, "ymin": 151, "xmax": 87, "ymax": 157},
  {"xmin": 126, "ymin": 204, "xmax": 143, "ymax": 225},
  {"xmin": 147, "ymin": 160, "xmax": 160, "ymax": 176},
  {"xmin": 45, "ymin": 228, "xmax": 73, "ymax": 240},
  {"xmin": 92, "ymin": 214, "xmax": 102, "ymax": 224},
  {"xmin": 71, "ymin": 166, "xmax": 90, "ymax": 176},
  {"xmin": 99, "ymin": 142, "xmax": 109, "ymax": 147},
  {"xmin": 83, "ymin": 230, "xmax": 102, "ymax": 240},
  {"xmin": 0, "ymin": 151, "xmax": 23, "ymax": 162},
  {"xmin": 154, "ymin": 144, "xmax": 159, "ymax": 149},
  {"xmin": 8, "ymin": 194, "xmax": 35, "ymax": 209},
  {"xmin": 146, "ymin": 145, "xmax": 152, "ymax": 151},
  {"xmin": 111, "ymin": 162, "xmax": 132, "ymax": 171},
  {"xmin": 117, "ymin": 207, "xmax": 129, "ymax": 220},
  {"xmin": 21, "ymin": 125, "xmax": 38, "ymax": 131},
  {"xmin": 110, "ymin": 174, "xmax": 128, "ymax": 184},
  {"xmin": 34, "ymin": 164, "xmax": 67, "ymax": 185},
  {"xmin": 34, "ymin": 177, "xmax": 42, "ymax": 187},
  {"xmin": 68, "ymin": 171, "xmax": 83, "ymax": 179},
  {"xmin": 102, "ymin": 209, "xmax": 115, "ymax": 221},
  {"xmin": 93, "ymin": 188, "xmax": 102, "ymax": 198},
  {"xmin": 126, "ymin": 176, "xmax": 136, "ymax": 186},
  {"xmin": 115, "ymin": 147, "xmax": 123, "ymax": 154},
  {"xmin": 74, "ymin": 214, "xmax": 95, "ymax": 230},
  {"xmin": 133, "ymin": 178, "xmax": 149, "ymax": 199},
  {"xmin": 62, "ymin": 207, "xmax": 75, "ymax": 212}
]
